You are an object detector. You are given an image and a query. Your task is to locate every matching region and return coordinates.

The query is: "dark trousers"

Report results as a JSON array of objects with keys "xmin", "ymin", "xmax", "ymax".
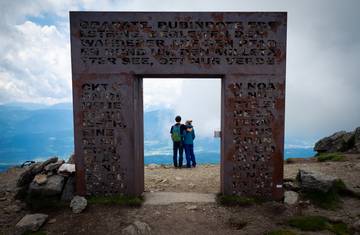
[
  {"xmin": 173, "ymin": 141, "xmax": 183, "ymax": 167},
  {"xmin": 184, "ymin": 144, "xmax": 196, "ymax": 167}
]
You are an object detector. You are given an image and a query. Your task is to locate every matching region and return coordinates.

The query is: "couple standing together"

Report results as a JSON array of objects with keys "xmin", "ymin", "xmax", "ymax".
[{"xmin": 170, "ymin": 115, "xmax": 196, "ymax": 168}]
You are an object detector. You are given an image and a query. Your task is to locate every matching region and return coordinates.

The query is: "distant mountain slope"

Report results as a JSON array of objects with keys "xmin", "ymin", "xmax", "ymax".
[{"xmin": 0, "ymin": 102, "xmax": 315, "ymax": 172}]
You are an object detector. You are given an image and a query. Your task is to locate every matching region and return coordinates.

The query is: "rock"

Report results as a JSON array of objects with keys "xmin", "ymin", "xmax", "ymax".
[
  {"xmin": 67, "ymin": 154, "xmax": 75, "ymax": 164},
  {"xmin": 297, "ymin": 169, "xmax": 339, "ymax": 193},
  {"xmin": 42, "ymin": 157, "xmax": 58, "ymax": 167},
  {"xmin": 58, "ymin": 163, "xmax": 76, "ymax": 175},
  {"xmin": 175, "ymin": 177, "xmax": 182, "ymax": 181},
  {"xmin": 61, "ymin": 176, "xmax": 75, "ymax": 201},
  {"xmin": 44, "ymin": 160, "xmax": 65, "ymax": 172},
  {"xmin": 147, "ymin": 164, "xmax": 159, "ymax": 169},
  {"xmin": 122, "ymin": 221, "xmax": 152, "ymax": 235},
  {"xmin": 354, "ymin": 127, "xmax": 360, "ymax": 153},
  {"xmin": 17, "ymin": 163, "xmax": 41, "ymax": 187},
  {"xmin": 4, "ymin": 204, "xmax": 22, "ymax": 214},
  {"xmin": 48, "ymin": 218, "xmax": 56, "ymax": 224},
  {"xmin": 328, "ymin": 216, "xmax": 343, "ymax": 223},
  {"xmin": 352, "ymin": 220, "xmax": 360, "ymax": 232},
  {"xmin": 70, "ymin": 196, "xmax": 87, "ymax": 213},
  {"xmin": 227, "ymin": 216, "xmax": 248, "ymax": 230},
  {"xmin": 29, "ymin": 175, "xmax": 65, "ymax": 196},
  {"xmin": 188, "ymin": 183, "xmax": 196, "ymax": 188},
  {"xmin": 17, "ymin": 157, "xmax": 58, "ymax": 187},
  {"xmin": 0, "ymin": 197, "xmax": 6, "ymax": 201},
  {"xmin": 314, "ymin": 131, "xmax": 353, "ymax": 153},
  {"xmin": 158, "ymin": 178, "xmax": 168, "ymax": 184},
  {"xmin": 15, "ymin": 213, "xmax": 48, "ymax": 235},
  {"xmin": 284, "ymin": 191, "xmax": 299, "ymax": 205},
  {"xmin": 33, "ymin": 174, "xmax": 47, "ymax": 185},
  {"xmin": 283, "ymin": 181, "xmax": 300, "ymax": 192},
  {"xmin": 186, "ymin": 205, "xmax": 198, "ymax": 210},
  {"xmin": 31, "ymin": 162, "xmax": 45, "ymax": 175}
]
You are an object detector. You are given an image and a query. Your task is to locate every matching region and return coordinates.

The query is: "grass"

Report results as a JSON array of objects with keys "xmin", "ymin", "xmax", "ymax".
[
  {"xmin": 302, "ymin": 189, "xmax": 342, "ymax": 210},
  {"xmin": 287, "ymin": 216, "xmax": 329, "ymax": 231},
  {"xmin": 265, "ymin": 229, "xmax": 297, "ymax": 235},
  {"xmin": 329, "ymin": 222, "xmax": 350, "ymax": 235},
  {"xmin": 87, "ymin": 195, "xmax": 143, "ymax": 207},
  {"xmin": 216, "ymin": 193, "xmax": 263, "ymax": 206},
  {"xmin": 301, "ymin": 179, "xmax": 349, "ymax": 210},
  {"xmin": 317, "ymin": 152, "xmax": 345, "ymax": 162},
  {"xmin": 287, "ymin": 216, "xmax": 349, "ymax": 234}
]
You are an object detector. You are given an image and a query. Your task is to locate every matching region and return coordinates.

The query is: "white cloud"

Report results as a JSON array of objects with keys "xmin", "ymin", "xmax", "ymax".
[
  {"xmin": 144, "ymin": 79, "xmax": 221, "ymax": 137},
  {"xmin": 0, "ymin": 0, "xmax": 359, "ymax": 145},
  {"xmin": 0, "ymin": 20, "xmax": 71, "ymax": 104}
]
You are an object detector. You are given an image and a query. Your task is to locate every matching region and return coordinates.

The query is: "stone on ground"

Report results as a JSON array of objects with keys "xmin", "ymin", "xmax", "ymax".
[
  {"xmin": 185, "ymin": 205, "xmax": 198, "ymax": 210},
  {"xmin": 61, "ymin": 176, "xmax": 75, "ymax": 201},
  {"xmin": 70, "ymin": 196, "xmax": 87, "ymax": 213},
  {"xmin": 16, "ymin": 163, "xmax": 40, "ymax": 187},
  {"xmin": 122, "ymin": 221, "xmax": 152, "ymax": 235},
  {"xmin": 28, "ymin": 175, "xmax": 65, "ymax": 196},
  {"xmin": 15, "ymin": 213, "xmax": 48, "ymax": 235},
  {"xmin": 284, "ymin": 191, "xmax": 299, "ymax": 205},
  {"xmin": 283, "ymin": 181, "xmax": 300, "ymax": 191},
  {"xmin": 17, "ymin": 157, "xmax": 58, "ymax": 187},
  {"xmin": 33, "ymin": 174, "xmax": 47, "ymax": 185},
  {"xmin": 352, "ymin": 220, "xmax": 360, "ymax": 232},
  {"xmin": 4, "ymin": 204, "xmax": 22, "ymax": 214},
  {"xmin": 297, "ymin": 169, "xmax": 339, "ymax": 192},
  {"xmin": 147, "ymin": 163, "xmax": 159, "ymax": 169},
  {"xmin": 58, "ymin": 163, "xmax": 76, "ymax": 175},
  {"xmin": 44, "ymin": 160, "xmax": 65, "ymax": 172},
  {"xmin": 354, "ymin": 127, "xmax": 360, "ymax": 152}
]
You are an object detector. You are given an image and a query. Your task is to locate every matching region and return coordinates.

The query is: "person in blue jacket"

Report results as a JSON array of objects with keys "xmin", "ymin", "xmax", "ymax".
[{"xmin": 183, "ymin": 120, "xmax": 196, "ymax": 168}]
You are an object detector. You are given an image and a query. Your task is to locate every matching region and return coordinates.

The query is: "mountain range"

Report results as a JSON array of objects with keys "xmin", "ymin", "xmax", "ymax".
[{"xmin": 0, "ymin": 102, "xmax": 315, "ymax": 172}]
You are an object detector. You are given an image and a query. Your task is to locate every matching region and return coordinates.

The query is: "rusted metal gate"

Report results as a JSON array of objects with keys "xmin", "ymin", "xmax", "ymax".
[{"xmin": 70, "ymin": 12, "xmax": 287, "ymax": 200}]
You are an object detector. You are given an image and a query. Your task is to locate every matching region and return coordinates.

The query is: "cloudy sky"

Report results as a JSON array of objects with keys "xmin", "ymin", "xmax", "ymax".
[{"xmin": 0, "ymin": 0, "xmax": 359, "ymax": 146}]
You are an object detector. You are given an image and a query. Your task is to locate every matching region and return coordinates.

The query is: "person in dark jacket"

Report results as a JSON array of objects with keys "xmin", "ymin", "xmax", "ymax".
[
  {"xmin": 183, "ymin": 120, "xmax": 196, "ymax": 168},
  {"xmin": 170, "ymin": 115, "xmax": 186, "ymax": 168}
]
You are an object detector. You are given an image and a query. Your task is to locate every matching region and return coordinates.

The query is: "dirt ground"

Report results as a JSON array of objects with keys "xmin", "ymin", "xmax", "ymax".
[
  {"xmin": 1, "ymin": 154, "xmax": 360, "ymax": 235},
  {"xmin": 145, "ymin": 154, "xmax": 360, "ymax": 194}
]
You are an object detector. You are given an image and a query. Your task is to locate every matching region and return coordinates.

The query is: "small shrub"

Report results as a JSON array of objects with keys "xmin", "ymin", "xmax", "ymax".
[
  {"xmin": 265, "ymin": 229, "xmax": 297, "ymax": 235},
  {"xmin": 302, "ymin": 189, "xmax": 341, "ymax": 210},
  {"xmin": 287, "ymin": 216, "xmax": 329, "ymax": 231},
  {"xmin": 87, "ymin": 195, "xmax": 143, "ymax": 207},
  {"xmin": 287, "ymin": 216, "xmax": 349, "ymax": 234},
  {"xmin": 329, "ymin": 222, "xmax": 350, "ymax": 235},
  {"xmin": 317, "ymin": 153, "xmax": 345, "ymax": 162}
]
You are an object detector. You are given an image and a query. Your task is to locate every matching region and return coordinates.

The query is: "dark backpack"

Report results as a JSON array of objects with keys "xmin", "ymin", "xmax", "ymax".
[{"xmin": 171, "ymin": 125, "xmax": 182, "ymax": 142}]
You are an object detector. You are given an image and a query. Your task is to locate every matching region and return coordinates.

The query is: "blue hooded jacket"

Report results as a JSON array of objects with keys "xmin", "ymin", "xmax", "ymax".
[{"xmin": 182, "ymin": 125, "xmax": 195, "ymax": 145}]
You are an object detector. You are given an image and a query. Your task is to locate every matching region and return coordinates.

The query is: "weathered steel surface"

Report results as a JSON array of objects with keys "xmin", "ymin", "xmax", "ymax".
[
  {"xmin": 222, "ymin": 75, "xmax": 285, "ymax": 199},
  {"xmin": 70, "ymin": 12, "xmax": 286, "ymax": 200}
]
